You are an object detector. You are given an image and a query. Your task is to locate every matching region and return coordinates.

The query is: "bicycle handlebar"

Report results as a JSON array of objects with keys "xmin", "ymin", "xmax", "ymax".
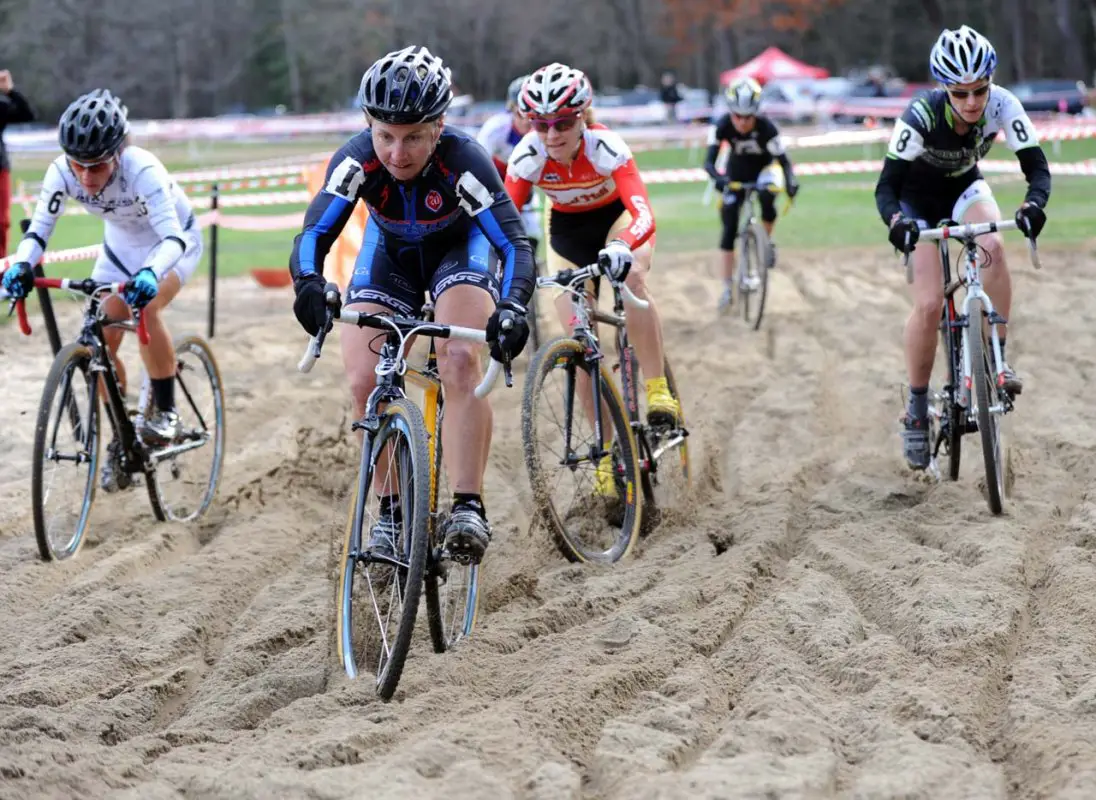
[
  {"xmin": 899, "ymin": 218, "xmax": 1042, "ymax": 282},
  {"xmin": 4, "ymin": 276, "xmax": 150, "ymax": 345},
  {"xmin": 723, "ymin": 180, "xmax": 785, "ymax": 194},
  {"xmin": 297, "ymin": 286, "xmax": 510, "ymax": 399},
  {"xmin": 534, "ymin": 263, "xmax": 650, "ymax": 310}
]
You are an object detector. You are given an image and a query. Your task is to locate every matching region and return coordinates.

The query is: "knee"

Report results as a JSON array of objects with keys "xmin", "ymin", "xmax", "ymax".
[
  {"xmin": 624, "ymin": 260, "xmax": 651, "ymax": 295},
  {"xmin": 760, "ymin": 198, "xmax": 777, "ymax": 224},
  {"xmin": 102, "ymin": 296, "xmax": 129, "ymax": 323},
  {"xmin": 982, "ymin": 234, "xmax": 1007, "ymax": 269},
  {"xmin": 439, "ymin": 342, "xmax": 481, "ymax": 395},
  {"xmin": 347, "ymin": 364, "xmax": 378, "ymax": 409},
  {"xmin": 913, "ymin": 290, "xmax": 944, "ymax": 322},
  {"xmin": 142, "ymin": 300, "xmax": 166, "ymax": 321}
]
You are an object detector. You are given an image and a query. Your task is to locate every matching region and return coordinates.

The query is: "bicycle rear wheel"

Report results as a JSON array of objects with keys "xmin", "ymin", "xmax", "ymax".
[
  {"xmin": 522, "ymin": 336, "xmax": 643, "ymax": 563},
  {"xmin": 31, "ymin": 343, "xmax": 101, "ymax": 561},
  {"xmin": 424, "ymin": 402, "xmax": 480, "ymax": 653},
  {"xmin": 635, "ymin": 355, "xmax": 691, "ymax": 535},
  {"xmin": 968, "ymin": 298, "xmax": 1004, "ymax": 514},
  {"xmin": 143, "ymin": 335, "xmax": 226, "ymax": 522},
  {"xmin": 335, "ymin": 398, "xmax": 430, "ymax": 699},
  {"xmin": 738, "ymin": 221, "xmax": 770, "ymax": 331}
]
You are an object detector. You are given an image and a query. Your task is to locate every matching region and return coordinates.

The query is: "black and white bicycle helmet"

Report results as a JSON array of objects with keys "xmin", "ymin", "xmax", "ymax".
[
  {"xmin": 58, "ymin": 89, "xmax": 129, "ymax": 163},
  {"xmin": 518, "ymin": 63, "xmax": 593, "ymax": 117},
  {"xmin": 929, "ymin": 25, "xmax": 997, "ymax": 86},
  {"xmin": 358, "ymin": 45, "xmax": 453, "ymax": 124},
  {"xmin": 725, "ymin": 77, "xmax": 762, "ymax": 116}
]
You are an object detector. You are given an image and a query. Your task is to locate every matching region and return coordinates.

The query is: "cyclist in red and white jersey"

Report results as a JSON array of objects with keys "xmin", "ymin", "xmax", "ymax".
[{"xmin": 504, "ymin": 63, "xmax": 680, "ymax": 497}]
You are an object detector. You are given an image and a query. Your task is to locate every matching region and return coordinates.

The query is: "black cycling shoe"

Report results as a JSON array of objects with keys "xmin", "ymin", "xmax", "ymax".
[{"xmin": 442, "ymin": 503, "xmax": 491, "ymax": 564}]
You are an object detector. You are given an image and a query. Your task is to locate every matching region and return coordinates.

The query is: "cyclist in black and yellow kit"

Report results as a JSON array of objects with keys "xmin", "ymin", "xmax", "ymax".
[{"xmin": 704, "ymin": 76, "xmax": 800, "ymax": 310}]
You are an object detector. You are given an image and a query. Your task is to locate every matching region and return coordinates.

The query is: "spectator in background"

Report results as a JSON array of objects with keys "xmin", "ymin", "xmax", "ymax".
[
  {"xmin": 866, "ymin": 66, "xmax": 888, "ymax": 98},
  {"xmin": 0, "ymin": 69, "xmax": 36, "ymax": 257},
  {"xmin": 659, "ymin": 71, "xmax": 682, "ymax": 124}
]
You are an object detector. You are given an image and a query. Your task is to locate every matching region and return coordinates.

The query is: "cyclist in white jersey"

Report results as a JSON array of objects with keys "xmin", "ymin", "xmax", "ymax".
[
  {"xmin": 476, "ymin": 75, "xmax": 542, "ymax": 244},
  {"xmin": 874, "ymin": 27, "xmax": 1050, "ymax": 470},
  {"xmin": 2, "ymin": 89, "xmax": 203, "ymax": 490}
]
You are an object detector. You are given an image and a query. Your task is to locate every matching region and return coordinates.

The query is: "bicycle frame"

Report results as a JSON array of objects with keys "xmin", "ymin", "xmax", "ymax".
[
  {"xmin": 733, "ymin": 183, "xmax": 762, "ymax": 243},
  {"xmin": 299, "ymin": 293, "xmax": 503, "ymax": 680},
  {"xmin": 909, "ymin": 219, "xmax": 1042, "ymax": 495},
  {"xmin": 299, "ymin": 295, "xmax": 506, "ymax": 565},
  {"xmin": 918, "ymin": 219, "xmax": 1041, "ymax": 414},
  {"xmin": 944, "ymin": 235, "xmax": 1006, "ymax": 413},
  {"xmin": 537, "ymin": 264, "xmax": 689, "ymax": 473},
  {"xmin": 563, "ymin": 276, "xmax": 618, "ymax": 466},
  {"xmin": 10, "ymin": 279, "xmax": 163, "ymax": 475}
]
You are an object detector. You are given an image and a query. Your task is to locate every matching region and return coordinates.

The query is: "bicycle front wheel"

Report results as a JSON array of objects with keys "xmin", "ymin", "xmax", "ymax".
[
  {"xmin": 738, "ymin": 221, "xmax": 771, "ymax": 331},
  {"xmin": 143, "ymin": 335, "xmax": 226, "ymax": 522},
  {"xmin": 938, "ymin": 305, "xmax": 962, "ymax": 481},
  {"xmin": 968, "ymin": 298, "xmax": 1004, "ymax": 515},
  {"xmin": 335, "ymin": 398, "xmax": 431, "ymax": 700},
  {"xmin": 32, "ymin": 343, "xmax": 101, "ymax": 561},
  {"xmin": 522, "ymin": 337, "xmax": 643, "ymax": 563}
]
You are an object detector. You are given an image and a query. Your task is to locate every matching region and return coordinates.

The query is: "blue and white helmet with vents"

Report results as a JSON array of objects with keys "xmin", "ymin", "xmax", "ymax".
[{"xmin": 929, "ymin": 25, "xmax": 997, "ymax": 86}]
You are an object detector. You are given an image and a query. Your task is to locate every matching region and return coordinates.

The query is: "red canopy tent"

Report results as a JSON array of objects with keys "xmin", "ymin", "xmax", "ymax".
[{"xmin": 720, "ymin": 47, "xmax": 830, "ymax": 86}]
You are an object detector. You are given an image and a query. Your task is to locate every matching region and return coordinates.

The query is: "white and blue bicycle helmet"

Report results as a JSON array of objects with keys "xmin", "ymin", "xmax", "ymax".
[{"xmin": 929, "ymin": 25, "xmax": 997, "ymax": 86}]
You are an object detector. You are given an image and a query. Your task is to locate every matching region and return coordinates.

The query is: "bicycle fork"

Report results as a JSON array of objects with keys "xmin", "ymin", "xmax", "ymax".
[
  {"xmin": 958, "ymin": 285, "xmax": 1011, "ymax": 415},
  {"xmin": 560, "ymin": 327, "xmax": 613, "ymax": 472}
]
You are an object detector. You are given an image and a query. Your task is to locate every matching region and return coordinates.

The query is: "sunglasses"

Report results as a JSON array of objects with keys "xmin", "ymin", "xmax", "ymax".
[
  {"xmin": 947, "ymin": 84, "xmax": 991, "ymax": 100},
  {"xmin": 530, "ymin": 115, "xmax": 580, "ymax": 133},
  {"xmin": 67, "ymin": 156, "xmax": 114, "ymax": 171}
]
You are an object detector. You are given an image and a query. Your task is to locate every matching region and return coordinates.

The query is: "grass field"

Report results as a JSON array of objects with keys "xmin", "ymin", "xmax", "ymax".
[{"xmin": 5, "ymin": 132, "xmax": 1094, "ymax": 286}]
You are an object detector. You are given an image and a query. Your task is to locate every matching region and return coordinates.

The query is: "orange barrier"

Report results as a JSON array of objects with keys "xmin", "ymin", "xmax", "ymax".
[{"xmin": 304, "ymin": 159, "xmax": 368, "ymax": 291}]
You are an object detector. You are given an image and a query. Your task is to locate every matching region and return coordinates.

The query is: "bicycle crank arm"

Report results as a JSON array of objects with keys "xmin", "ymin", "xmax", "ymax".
[
  {"xmin": 649, "ymin": 432, "xmax": 689, "ymax": 461},
  {"xmin": 149, "ymin": 437, "xmax": 209, "ymax": 462}
]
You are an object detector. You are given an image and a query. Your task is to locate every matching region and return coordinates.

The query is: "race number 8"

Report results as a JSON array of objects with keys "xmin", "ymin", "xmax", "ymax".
[
  {"xmin": 1012, "ymin": 119, "xmax": 1029, "ymax": 143},
  {"xmin": 895, "ymin": 129, "xmax": 912, "ymax": 152}
]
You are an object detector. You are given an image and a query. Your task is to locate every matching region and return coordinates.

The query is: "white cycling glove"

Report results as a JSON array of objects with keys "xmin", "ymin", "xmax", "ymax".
[{"xmin": 597, "ymin": 238, "xmax": 633, "ymax": 282}]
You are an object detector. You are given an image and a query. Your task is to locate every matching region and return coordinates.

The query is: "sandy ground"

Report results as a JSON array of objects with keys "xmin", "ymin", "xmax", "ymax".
[{"xmin": 3, "ymin": 241, "xmax": 1096, "ymax": 799}]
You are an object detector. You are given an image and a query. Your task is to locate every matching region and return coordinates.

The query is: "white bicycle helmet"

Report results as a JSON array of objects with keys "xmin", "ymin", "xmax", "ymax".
[
  {"xmin": 517, "ymin": 63, "xmax": 592, "ymax": 117},
  {"xmin": 929, "ymin": 25, "xmax": 997, "ymax": 86},
  {"xmin": 725, "ymin": 77, "xmax": 762, "ymax": 116}
]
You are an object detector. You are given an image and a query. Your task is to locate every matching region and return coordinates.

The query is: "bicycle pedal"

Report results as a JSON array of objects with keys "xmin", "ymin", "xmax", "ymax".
[
  {"xmin": 646, "ymin": 412, "xmax": 679, "ymax": 429},
  {"xmin": 443, "ymin": 547, "xmax": 480, "ymax": 567}
]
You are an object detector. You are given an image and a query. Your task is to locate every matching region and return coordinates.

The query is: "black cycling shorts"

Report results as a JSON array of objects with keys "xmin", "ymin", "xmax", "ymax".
[
  {"xmin": 898, "ymin": 172, "xmax": 984, "ymax": 229},
  {"xmin": 346, "ymin": 218, "xmax": 500, "ymax": 315}
]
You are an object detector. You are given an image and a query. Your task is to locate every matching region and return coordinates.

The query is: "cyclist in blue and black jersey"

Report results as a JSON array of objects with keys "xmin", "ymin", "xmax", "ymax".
[
  {"xmin": 289, "ymin": 45, "xmax": 536, "ymax": 564},
  {"xmin": 874, "ymin": 25, "xmax": 1050, "ymax": 471}
]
